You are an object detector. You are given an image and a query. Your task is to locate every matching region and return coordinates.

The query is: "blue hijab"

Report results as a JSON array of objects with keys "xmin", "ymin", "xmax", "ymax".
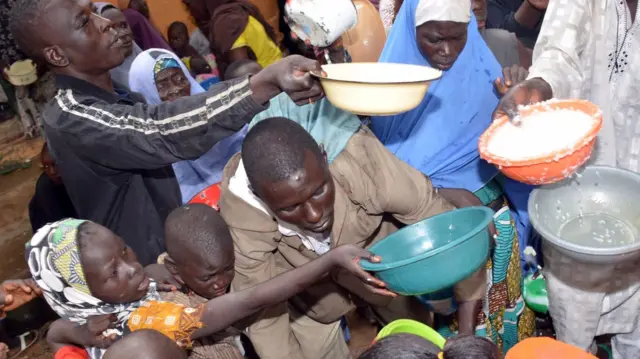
[{"xmin": 371, "ymin": 0, "xmax": 500, "ymax": 192}]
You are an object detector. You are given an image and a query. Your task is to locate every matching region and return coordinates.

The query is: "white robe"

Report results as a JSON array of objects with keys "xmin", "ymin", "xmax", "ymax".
[{"xmin": 528, "ymin": 1, "xmax": 640, "ymax": 357}]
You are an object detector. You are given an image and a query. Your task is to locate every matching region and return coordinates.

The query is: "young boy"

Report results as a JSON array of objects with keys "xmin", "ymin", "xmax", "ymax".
[
  {"xmin": 103, "ymin": 330, "xmax": 187, "ymax": 359},
  {"xmin": 167, "ymin": 21, "xmax": 201, "ymax": 59},
  {"xmin": 219, "ymin": 118, "xmax": 487, "ymax": 358},
  {"xmin": 160, "ymin": 204, "xmax": 245, "ymax": 359}
]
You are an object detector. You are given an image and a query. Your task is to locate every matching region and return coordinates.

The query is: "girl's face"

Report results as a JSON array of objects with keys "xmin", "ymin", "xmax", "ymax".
[
  {"xmin": 155, "ymin": 67, "xmax": 191, "ymax": 102},
  {"xmin": 79, "ymin": 223, "xmax": 150, "ymax": 304}
]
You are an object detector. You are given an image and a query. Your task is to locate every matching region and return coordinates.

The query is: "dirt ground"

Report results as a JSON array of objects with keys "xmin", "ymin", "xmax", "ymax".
[
  {"xmin": 0, "ymin": 136, "xmax": 377, "ymax": 359},
  {"xmin": 0, "ymin": 136, "xmax": 52, "ymax": 359}
]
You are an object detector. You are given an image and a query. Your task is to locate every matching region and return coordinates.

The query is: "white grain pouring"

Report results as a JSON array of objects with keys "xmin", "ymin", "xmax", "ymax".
[{"xmin": 488, "ymin": 109, "xmax": 596, "ymax": 160}]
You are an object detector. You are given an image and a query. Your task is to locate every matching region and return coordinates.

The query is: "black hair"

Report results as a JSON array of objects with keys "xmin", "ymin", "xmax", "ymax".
[
  {"xmin": 104, "ymin": 329, "xmax": 187, "ymax": 359},
  {"xmin": 168, "ymin": 21, "xmax": 189, "ymax": 37},
  {"xmin": 190, "ymin": 57, "xmax": 211, "ymax": 75},
  {"xmin": 359, "ymin": 334, "xmax": 439, "ymax": 359},
  {"xmin": 359, "ymin": 334, "xmax": 498, "ymax": 359},
  {"xmin": 224, "ymin": 59, "xmax": 263, "ymax": 80},
  {"xmin": 9, "ymin": 0, "xmax": 46, "ymax": 60},
  {"xmin": 242, "ymin": 117, "xmax": 324, "ymax": 196},
  {"xmin": 164, "ymin": 204, "xmax": 233, "ymax": 265}
]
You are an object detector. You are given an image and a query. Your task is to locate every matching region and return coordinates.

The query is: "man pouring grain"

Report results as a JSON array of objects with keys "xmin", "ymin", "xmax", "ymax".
[{"xmin": 495, "ymin": 1, "xmax": 640, "ymax": 357}]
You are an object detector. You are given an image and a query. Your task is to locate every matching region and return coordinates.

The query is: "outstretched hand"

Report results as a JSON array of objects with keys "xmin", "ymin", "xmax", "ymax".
[
  {"xmin": 493, "ymin": 77, "xmax": 553, "ymax": 121},
  {"xmin": 144, "ymin": 264, "xmax": 180, "ymax": 292},
  {"xmin": 0, "ymin": 279, "xmax": 41, "ymax": 312},
  {"xmin": 494, "ymin": 65, "xmax": 529, "ymax": 97},
  {"xmin": 329, "ymin": 244, "xmax": 396, "ymax": 297},
  {"xmin": 81, "ymin": 314, "xmax": 118, "ymax": 349},
  {"xmin": 437, "ymin": 188, "xmax": 498, "ymax": 239},
  {"xmin": 250, "ymin": 55, "xmax": 325, "ymax": 106}
]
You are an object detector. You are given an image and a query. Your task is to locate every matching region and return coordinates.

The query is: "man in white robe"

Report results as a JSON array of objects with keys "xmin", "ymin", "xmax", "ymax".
[{"xmin": 496, "ymin": 1, "xmax": 640, "ymax": 358}]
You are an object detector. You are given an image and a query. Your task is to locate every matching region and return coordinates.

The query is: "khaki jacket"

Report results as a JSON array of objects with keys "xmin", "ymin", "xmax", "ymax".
[{"xmin": 219, "ymin": 127, "xmax": 482, "ymax": 358}]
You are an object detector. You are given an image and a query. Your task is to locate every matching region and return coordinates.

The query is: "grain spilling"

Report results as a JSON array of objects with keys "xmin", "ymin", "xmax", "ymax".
[{"xmin": 488, "ymin": 109, "xmax": 596, "ymax": 160}]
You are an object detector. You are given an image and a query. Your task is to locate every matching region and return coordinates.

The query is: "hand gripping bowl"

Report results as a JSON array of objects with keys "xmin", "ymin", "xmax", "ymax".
[
  {"xmin": 529, "ymin": 166, "xmax": 640, "ymax": 264},
  {"xmin": 313, "ymin": 63, "xmax": 442, "ymax": 116},
  {"xmin": 479, "ymin": 100, "xmax": 603, "ymax": 185},
  {"xmin": 359, "ymin": 207, "xmax": 493, "ymax": 296}
]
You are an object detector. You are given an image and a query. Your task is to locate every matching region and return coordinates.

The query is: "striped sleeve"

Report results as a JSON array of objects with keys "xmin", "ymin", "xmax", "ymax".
[{"xmin": 50, "ymin": 77, "xmax": 265, "ymax": 170}]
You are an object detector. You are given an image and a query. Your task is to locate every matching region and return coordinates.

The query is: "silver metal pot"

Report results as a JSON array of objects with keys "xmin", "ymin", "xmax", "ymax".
[{"xmin": 529, "ymin": 166, "xmax": 640, "ymax": 264}]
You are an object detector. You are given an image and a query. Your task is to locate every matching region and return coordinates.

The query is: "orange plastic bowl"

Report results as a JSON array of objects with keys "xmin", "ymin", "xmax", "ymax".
[{"xmin": 479, "ymin": 100, "xmax": 603, "ymax": 185}]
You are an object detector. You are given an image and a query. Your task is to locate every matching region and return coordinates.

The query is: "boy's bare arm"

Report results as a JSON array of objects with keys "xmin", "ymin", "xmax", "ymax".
[{"xmin": 192, "ymin": 245, "xmax": 392, "ymax": 339}]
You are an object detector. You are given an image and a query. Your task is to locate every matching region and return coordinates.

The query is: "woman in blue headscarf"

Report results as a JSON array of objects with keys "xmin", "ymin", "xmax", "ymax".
[
  {"xmin": 128, "ymin": 49, "xmax": 247, "ymax": 205},
  {"xmin": 371, "ymin": 0, "xmax": 534, "ymax": 353}
]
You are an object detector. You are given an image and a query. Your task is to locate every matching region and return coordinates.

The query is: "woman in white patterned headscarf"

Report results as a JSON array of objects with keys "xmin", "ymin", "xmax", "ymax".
[{"xmin": 129, "ymin": 49, "xmax": 246, "ymax": 204}]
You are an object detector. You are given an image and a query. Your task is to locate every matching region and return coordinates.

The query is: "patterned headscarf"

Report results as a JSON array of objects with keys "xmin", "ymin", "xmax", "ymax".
[
  {"xmin": 153, "ymin": 56, "xmax": 182, "ymax": 81},
  {"xmin": 26, "ymin": 219, "xmax": 160, "ymax": 359}
]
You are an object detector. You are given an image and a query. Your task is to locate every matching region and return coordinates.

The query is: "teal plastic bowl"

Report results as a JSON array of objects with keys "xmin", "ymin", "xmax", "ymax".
[{"xmin": 360, "ymin": 206, "xmax": 493, "ymax": 296}]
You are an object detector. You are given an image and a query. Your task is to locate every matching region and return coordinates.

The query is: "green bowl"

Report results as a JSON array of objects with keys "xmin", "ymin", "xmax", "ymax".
[
  {"xmin": 523, "ymin": 273, "xmax": 549, "ymax": 314},
  {"xmin": 360, "ymin": 207, "xmax": 493, "ymax": 296},
  {"xmin": 375, "ymin": 319, "xmax": 446, "ymax": 349}
]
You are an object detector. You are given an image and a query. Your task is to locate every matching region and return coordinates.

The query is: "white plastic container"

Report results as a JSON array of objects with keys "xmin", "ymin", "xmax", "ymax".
[{"xmin": 285, "ymin": 0, "xmax": 358, "ymax": 47}]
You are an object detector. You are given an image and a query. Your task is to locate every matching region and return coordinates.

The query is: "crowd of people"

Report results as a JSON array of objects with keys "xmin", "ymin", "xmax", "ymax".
[{"xmin": 0, "ymin": 0, "xmax": 639, "ymax": 358}]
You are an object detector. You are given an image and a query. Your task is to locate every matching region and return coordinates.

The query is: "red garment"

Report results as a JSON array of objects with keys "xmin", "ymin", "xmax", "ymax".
[{"xmin": 54, "ymin": 346, "xmax": 90, "ymax": 359}]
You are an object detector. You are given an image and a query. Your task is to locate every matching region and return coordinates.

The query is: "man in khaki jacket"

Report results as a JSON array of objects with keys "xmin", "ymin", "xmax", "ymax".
[{"xmin": 219, "ymin": 117, "xmax": 488, "ymax": 358}]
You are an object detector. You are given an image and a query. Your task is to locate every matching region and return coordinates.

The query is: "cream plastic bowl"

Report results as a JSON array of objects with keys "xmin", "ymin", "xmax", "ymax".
[{"xmin": 315, "ymin": 63, "xmax": 442, "ymax": 116}]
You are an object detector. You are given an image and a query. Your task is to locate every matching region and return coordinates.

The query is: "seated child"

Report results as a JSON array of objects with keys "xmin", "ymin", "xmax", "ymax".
[
  {"xmin": 359, "ymin": 333, "xmax": 499, "ymax": 359},
  {"xmin": 167, "ymin": 21, "xmax": 219, "ymax": 90},
  {"xmin": 29, "ymin": 218, "xmax": 389, "ymax": 359},
  {"xmin": 160, "ymin": 204, "xmax": 248, "ymax": 358},
  {"xmin": 103, "ymin": 330, "xmax": 186, "ymax": 359},
  {"xmin": 167, "ymin": 21, "xmax": 202, "ymax": 60}
]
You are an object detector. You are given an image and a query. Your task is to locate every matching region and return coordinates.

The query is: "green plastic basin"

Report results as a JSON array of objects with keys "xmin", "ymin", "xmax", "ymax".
[
  {"xmin": 360, "ymin": 207, "xmax": 493, "ymax": 296},
  {"xmin": 375, "ymin": 319, "xmax": 446, "ymax": 349}
]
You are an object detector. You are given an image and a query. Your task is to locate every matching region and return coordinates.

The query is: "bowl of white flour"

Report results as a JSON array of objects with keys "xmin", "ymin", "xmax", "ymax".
[{"xmin": 479, "ymin": 100, "xmax": 602, "ymax": 185}]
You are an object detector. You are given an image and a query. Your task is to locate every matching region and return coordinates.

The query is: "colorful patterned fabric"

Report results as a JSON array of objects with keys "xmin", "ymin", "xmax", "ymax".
[
  {"xmin": 49, "ymin": 218, "xmax": 90, "ymax": 295},
  {"xmin": 422, "ymin": 186, "xmax": 535, "ymax": 354},
  {"xmin": 159, "ymin": 289, "xmax": 245, "ymax": 359},
  {"xmin": 128, "ymin": 300, "xmax": 205, "ymax": 348},
  {"xmin": 153, "ymin": 56, "xmax": 182, "ymax": 80},
  {"xmin": 25, "ymin": 219, "xmax": 161, "ymax": 359}
]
